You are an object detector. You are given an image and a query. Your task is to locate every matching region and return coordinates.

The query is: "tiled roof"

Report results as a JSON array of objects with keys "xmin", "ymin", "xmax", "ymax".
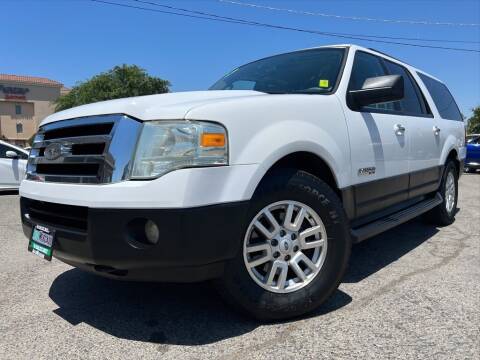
[{"xmin": 0, "ymin": 74, "xmax": 63, "ymax": 87}]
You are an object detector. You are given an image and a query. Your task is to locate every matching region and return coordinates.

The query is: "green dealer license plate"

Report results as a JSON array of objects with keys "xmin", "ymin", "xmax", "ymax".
[{"xmin": 28, "ymin": 224, "xmax": 55, "ymax": 261}]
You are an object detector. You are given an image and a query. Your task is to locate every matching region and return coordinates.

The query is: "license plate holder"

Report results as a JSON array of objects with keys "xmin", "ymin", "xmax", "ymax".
[{"xmin": 28, "ymin": 224, "xmax": 55, "ymax": 261}]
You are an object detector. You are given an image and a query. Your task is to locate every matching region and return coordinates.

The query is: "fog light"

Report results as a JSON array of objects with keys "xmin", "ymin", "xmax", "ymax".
[{"xmin": 144, "ymin": 220, "xmax": 159, "ymax": 244}]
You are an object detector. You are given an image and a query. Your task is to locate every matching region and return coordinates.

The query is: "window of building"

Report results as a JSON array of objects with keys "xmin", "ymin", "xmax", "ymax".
[
  {"xmin": 15, "ymin": 104, "xmax": 22, "ymax": 115},
  {"xmin": 16, "ymin": 123, "xmax": 23, "ymax": 134}
]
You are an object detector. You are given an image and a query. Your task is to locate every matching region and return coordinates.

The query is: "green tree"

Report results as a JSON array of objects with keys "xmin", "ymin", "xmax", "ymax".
[
  {"xmin": 55, "ymin": 65, "xmax": 170, "ymax": 111},
  {"xmin": 467, "ymin": 106, "xmax": 480, "ymax": 134}
]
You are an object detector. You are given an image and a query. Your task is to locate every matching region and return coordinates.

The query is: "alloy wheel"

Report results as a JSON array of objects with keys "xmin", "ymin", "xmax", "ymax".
[
  {"xmin": 243, "ymin": 200, "xmax": 328, "ymax": 293},
  {"xmin": 445, "ymin": 171, "xmax": 456, "ymax": 214}
]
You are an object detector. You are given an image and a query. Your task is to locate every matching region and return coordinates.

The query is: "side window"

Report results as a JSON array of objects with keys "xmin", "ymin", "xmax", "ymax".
[
  {"xmin": 348, "ymin": 52, "xmax": 395, "ymax": 111},
  {"xmin": 0, "ymin": 144, "xmax": 27, "ymax": 160},
  {"xmin": 383, "ymin": 60, "xmax": 426, "ymax": 116},
  {"xmin": 467, "ymin": 136, "xmax": 479, "ymax": 144},
  {"xmin": 19, "ymin": 150, "xmax": 29, "ymax": 160},
  {"xmin": 0, "ymin": 145, "xmax": 8, "ymax": 158},
  {"xmin": 417, "ymin": 73, "xmax": 463, "ymax": 121},
  {"xmin": 230, "ymin": 80, "xmax": 256, "ymax": 90}
]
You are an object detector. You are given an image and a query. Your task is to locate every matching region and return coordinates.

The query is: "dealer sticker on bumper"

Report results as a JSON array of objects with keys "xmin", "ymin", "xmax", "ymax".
[{"xmin": 28, "ymin": 224, "xmax": 55, "ymax": 261}]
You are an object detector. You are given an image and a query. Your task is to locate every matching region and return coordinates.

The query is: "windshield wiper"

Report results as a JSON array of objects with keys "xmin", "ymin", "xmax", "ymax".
[
  {"xmin": 291, "ymin": 88, "xmax": 330, "ymax": 94},
  {"xmin": 259, "ymin": 90, "xmax": 289, "ymax": 94},
  {"xmin": 260, "ymin": 88, "xmax": 330, "ymax": 95}
]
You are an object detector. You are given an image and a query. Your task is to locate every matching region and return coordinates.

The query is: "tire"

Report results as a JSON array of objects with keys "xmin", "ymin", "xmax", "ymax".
[
  {"xmin": 215, "ymin": 169, "xmax": 351, "ymax": 321},
  {"xmin": 424, "ymin": 160, "xmax": 458, "ymax": 226},
  {"xmin": 464, "ymin": 167, "xmax": 476, "ymax": 174}
]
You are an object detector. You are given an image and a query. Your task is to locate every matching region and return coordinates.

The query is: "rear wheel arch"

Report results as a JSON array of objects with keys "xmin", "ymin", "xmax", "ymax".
[{"xmin": 446, "ymin": 149, "xmax": 460, "ymax": 176}]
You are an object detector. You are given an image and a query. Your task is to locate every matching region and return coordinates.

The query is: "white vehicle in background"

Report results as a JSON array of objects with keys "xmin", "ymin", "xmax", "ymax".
[
  {"xmin": 20, "ymin": 44, "xmax": 466, "ymax": 320},
  {"xmin": 0, "ymin": 140, "xmax": 28, "ymax": 191}
]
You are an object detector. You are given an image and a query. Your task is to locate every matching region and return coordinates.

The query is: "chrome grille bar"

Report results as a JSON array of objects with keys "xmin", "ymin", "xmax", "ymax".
[
  {"xmin": 31, "ymin": 135, "xmax": 112, "ymax": 149},
  {"xmin": 26, "ymin": 114, "xmax": 143, "ymax": 184},
  {"xmin": 31, "ymin": 155, "xmax": 105, "ymax": 165}
]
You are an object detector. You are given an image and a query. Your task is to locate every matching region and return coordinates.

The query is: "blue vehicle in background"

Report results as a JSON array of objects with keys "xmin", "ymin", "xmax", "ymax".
[{"xmin": 465, "ymin": 134, "xmax": 480, "ymax": 173}]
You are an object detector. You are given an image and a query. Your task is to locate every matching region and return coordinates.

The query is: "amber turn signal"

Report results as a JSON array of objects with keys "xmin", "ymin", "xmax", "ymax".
[{"xmin": 201, "ymin": 133, "xmax": 226, "ymax": 147}]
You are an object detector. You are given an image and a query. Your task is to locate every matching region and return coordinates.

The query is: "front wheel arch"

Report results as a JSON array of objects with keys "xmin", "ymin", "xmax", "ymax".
[{"xmin": 254, "ymin": 152, "xmax": 341, "ymax": 199}]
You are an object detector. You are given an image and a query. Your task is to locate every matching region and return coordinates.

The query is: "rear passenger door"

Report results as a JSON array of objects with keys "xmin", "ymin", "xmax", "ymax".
[
  {"xmin": 416, "ymin": 72, "xmax": 464, "ymax": 168},
  {"xmin": 381, "ymin": 60, "xmax": 441, "ymax": 198}
]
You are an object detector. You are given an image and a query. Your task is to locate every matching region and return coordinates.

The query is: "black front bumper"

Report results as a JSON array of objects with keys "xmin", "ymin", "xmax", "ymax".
[{"xmin": 20, "ymin": 197, "xmax": 249, "ymax": 282}]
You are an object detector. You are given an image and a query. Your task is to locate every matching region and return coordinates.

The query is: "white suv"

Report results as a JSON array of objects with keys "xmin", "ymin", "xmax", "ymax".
[{"xmin": 20, "ymin": 45, "xmax": 466, "ymax": 320}]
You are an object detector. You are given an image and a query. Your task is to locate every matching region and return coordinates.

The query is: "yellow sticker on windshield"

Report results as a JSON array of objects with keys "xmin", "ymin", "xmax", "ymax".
[{"xmin": 319, "ymin": 79, "xmax": 329, "ymax": 88}]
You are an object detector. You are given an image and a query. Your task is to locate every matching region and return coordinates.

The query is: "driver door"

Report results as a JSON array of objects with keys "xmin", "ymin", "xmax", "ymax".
[{"xmin": 343, "ymin": 51, "xmax": 414, "ymax": 218}]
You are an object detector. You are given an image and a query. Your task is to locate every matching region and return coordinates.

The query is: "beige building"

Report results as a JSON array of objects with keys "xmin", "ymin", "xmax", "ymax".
[{"xmin": 0, "ymin": 74, "xmax": 68, "ymax": 147}]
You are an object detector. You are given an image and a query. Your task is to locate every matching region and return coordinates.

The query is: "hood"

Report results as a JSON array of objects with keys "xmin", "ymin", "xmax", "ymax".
[{"xmin": 41, "ymin": 90, "xmax": 266, "ymax": 125}]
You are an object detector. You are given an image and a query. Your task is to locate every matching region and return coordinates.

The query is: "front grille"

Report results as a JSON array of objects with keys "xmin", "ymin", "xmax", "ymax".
[
  {"xmin": 36, "ymin": 163, "xmax": 100, "ymax": 176},
  {"xmin": 22, "ymin": 197, "xmax": 88, "ymax": 232},
  {"xmin": 43, "ymin": 122, "xmax": 114, "ymax": 140},
  {"xmin": 27, "ymin": 114, "xmax": 143, "ymax": 184},
  {"xmin": 72, "ymin": 143, "xmax": 105, "ymax": 155}
]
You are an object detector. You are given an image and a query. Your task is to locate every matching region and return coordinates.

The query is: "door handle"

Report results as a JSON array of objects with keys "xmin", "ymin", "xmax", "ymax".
[
  {"xmin": 433, "ymin": 126, "xmax": 441, "ymax": 136},
  {"xmin": 394, "ymin": 124, "xmax": 405, "ymax": 135}
]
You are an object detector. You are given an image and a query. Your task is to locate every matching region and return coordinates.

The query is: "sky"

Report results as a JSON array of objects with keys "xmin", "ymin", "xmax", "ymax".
[{"xmin": 2, "ymin": 0, "xmax": 479, "ymax": 117}]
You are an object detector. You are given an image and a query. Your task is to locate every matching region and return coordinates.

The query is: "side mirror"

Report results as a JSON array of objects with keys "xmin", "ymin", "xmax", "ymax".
[
  {"xmin": 5, "ymin": 150, "xmax": 19, "ymax": 159},
  {"xmin": 348, "ymin": 75, "xmax": 404, "ymax": 110}
]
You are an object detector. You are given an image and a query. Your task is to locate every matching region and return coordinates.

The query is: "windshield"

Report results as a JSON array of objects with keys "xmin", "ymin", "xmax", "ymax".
[{"xmin": 210, "ymin": 48, "xmax": 346, "ymax": 94}]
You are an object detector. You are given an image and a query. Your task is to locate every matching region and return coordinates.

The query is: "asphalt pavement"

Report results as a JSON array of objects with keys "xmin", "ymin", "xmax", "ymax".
[{"xmin": 0, "ymin": 175, "xmax": 478, "ymax": 359}]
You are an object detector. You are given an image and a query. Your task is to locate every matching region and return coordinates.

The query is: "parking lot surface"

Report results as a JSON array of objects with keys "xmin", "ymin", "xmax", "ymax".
[{"xmin": 0, "ymin": 175, "xmax": 478, "ymax": 360}]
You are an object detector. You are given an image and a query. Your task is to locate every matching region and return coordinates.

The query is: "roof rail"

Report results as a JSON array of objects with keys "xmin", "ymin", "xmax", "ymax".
[{"xmin": 367, "ymin": 48, "xmax": 405, "ymax": 64}]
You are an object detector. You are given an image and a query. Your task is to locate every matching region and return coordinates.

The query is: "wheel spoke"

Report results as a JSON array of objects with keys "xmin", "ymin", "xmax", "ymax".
[
  {"xmin": 297, "ymin": 253, "xmax": 318, "ymax": 273},
  {"xmin": 246, "ymin": 242, "xmax": 270, "ymax": 254},
  {"xmin": 247, "ymin": 253, "xmax": 271, "ymax": 268},
  {"xmin": 254, "ymin": 221, "xmax": 274, "ymax": 239},
  {"xmin": 283, "ymin": 204, "xmax": 294, "ymax": 230},
  {"xmin": 263, "ymin": 210, "xmax": 281, "ymax": 236},
  {"xmin": 300, "ymin": 237, "xmax": 325, "ymax": 250},
  {"xmin": 289, "ymin": 256, "xmax": 307, "ymax": 281},
  {"xmin": 293, "ymin": 207, "xmax": 306, "ymax": 229},
  {"xmin": 284, "ymin": 204, "xmax": 306, "ymax": 231},
  {"xmin": 300, "ymin": 225, "xmax": 322, "ymax": 238},
  {"xmin": 266, "ymin": 260, "xmax": 288, "ymax": 289},
  {"xmin": 276, "ymin": 264, "xmax": 288, "ymax": 290},
  {"xmin": 246, "ymin": 243, "xmax": 271, "ymax": 268},
  {"xmin": 290, "ymin": 252, "xmax": 318, "ymax": 281},
  {"xmin": 299, "ymin": 225, "xmax": 325, "ymax": 249}
]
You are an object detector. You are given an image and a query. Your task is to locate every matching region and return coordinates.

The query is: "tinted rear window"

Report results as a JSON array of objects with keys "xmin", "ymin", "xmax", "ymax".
[{"xmin": 417, "ymin": 73, "xmax": 462, "ymax": 121}]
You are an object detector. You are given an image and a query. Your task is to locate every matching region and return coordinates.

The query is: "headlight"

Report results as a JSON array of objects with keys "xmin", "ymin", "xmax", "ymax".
[{"xmin": 131, "ymin": 121, "xmax": 228, "ymax": 179}]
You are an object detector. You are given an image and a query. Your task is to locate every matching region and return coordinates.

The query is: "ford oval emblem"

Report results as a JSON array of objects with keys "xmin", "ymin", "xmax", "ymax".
[{"xmin": 44, "ymin": 143, "xmax": 63, "ymax": 160}]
